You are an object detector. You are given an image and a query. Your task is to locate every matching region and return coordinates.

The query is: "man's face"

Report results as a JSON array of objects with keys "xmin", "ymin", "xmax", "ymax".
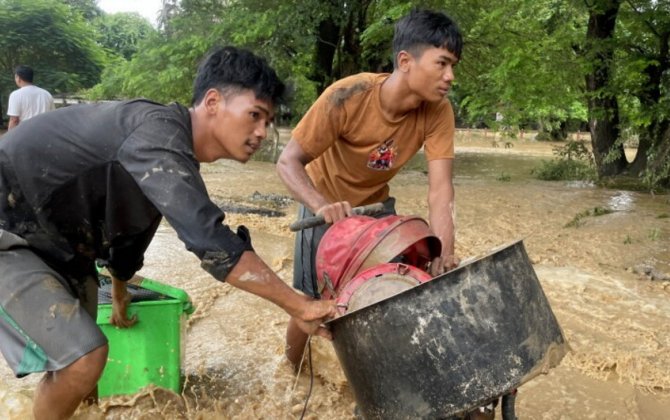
[
  {"xmin": 406, "ymin": 46, "xmax": 458, "ymax": 103},
  {"xmin": 209, "ymin": 90, "xmax": 274, "ymax": 163}
]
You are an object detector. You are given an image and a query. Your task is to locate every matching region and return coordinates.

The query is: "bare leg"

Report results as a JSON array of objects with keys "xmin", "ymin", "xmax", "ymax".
[
  {"xmin": 33, "ymin": 344, "xmax": 108, "ymax": 420},
  {"xmin": 286, "ymin": 316, "xmax": 309, "ymax": 368},
  {"xmin": 82, "ymin": 385, "xmax": 98, "ymax": 407}
]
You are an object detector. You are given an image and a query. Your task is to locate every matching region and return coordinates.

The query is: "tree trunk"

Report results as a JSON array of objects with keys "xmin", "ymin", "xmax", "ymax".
[
  {"xmin": 584, "ymin": 0, "xmax": 627, "ymax": 178},
  {"xmin": 337, "ymin": 0, "xmax": 372, "ymax": 78},
  {"xmin": 550, "ymin": 120, "xmax": 569, "ymax": 141},
  {"xmin": 312, "ymin": 17, "xmax": 340, "ymax": 94},
  {"xmin": 646, "ymin": 124, "xmax": 670, "ymax": 187},
  {"xmin": 629, "ymin": 28, "xmax": 670, "ymax": 180}
]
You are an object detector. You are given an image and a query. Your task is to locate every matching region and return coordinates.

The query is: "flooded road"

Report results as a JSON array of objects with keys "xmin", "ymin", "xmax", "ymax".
[{"xmin": 1, "ymin": 136, "xmax": 669, "ymax": 419}]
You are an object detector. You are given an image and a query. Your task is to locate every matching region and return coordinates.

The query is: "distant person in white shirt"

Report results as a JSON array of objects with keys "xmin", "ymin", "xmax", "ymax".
[{"xmin": 7, "ymin": 65, "xmax": 55, "ymax": 130}]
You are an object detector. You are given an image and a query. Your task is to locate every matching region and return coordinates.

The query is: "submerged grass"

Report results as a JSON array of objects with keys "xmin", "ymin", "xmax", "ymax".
[{"xmin": 565, "ymin": 206, "xmax": 614, "ymax": 228}]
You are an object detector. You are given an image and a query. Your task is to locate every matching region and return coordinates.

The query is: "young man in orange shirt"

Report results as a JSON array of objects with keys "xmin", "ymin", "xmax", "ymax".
[{"xmin": 277, "ymin": 8, "xmax": 462, "ymax": 365}]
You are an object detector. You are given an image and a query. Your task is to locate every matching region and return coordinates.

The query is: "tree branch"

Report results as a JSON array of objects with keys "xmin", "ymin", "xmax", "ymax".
[{"xmin": 625, "ymin": 0, "xmax": 661, "ymax": 38}]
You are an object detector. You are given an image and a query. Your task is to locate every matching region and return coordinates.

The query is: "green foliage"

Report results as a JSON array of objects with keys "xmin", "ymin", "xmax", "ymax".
[
  {"xmin": 0, "ymin": 0, "xmax": 107, "ymax": 99},
  {"xmin": 58, "ymin": 0, "xmax": 101, "ymax": 21},
  {"xmin": 214, "ymin": 1, "xmax": 321, "ymax": 119},
  {"xmin": 535, "ymin": 131, "xmax": 553, "ymax": 142},
  {"xmin": 94, "ymin": 12, "xmax": 156, "ymax": 60},
  {"xmin": 534, "ymin": 140, "xmax": 597, "ymax": 181},
  {"xmin": 534, "ymin": 158, "xmax": 596, "ymax": 181},
  {"xmin": 641, "ymin": 131, "xmax": 670, "ymax": 189},
  {"xmin": 455, "ymin": 0, "xmax": 587, "ymax": 129},
  {"xmin": 565, "ymin": 206, "xmax": 613, "ymax": 228},
  {"xmin": 359, "ymin": 2, "xmax": 412, "ymax": 70},
  {"xmin": 110, "ymin": 34, "xmax": 209, "ymax": 103},
  {"xmin": 615, "ymin": 2, "xmax": 670, "ymax": 125},
  {"xmin": 8, "ymin": 0, "xmax": 662, "ymax": 189},
  {"xmin": 85, "ymin": 55, "xmax": 130, "ymax": 100},
  {"xmin": 89, "ymin": 0, "xmax": 339, "ymax": 117},
  {"xmin": 553, "ymin": 140, "xmax": 593, "ymax": 162}
]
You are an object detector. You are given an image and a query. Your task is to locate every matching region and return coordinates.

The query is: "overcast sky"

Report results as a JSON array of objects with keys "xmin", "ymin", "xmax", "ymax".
[{"xmin": 97, "ymin": 0, "xmax": 164, "ymax": 26}]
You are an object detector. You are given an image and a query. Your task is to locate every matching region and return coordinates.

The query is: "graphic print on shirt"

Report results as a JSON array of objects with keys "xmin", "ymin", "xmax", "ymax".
[{"xmin": 367, "ymin": 139, "xmax": 397, "ymax": 170}]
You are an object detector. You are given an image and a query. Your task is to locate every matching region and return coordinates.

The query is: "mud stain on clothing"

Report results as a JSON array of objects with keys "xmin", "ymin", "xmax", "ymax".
[
  {"xmin": 48, "ymin": 302, "xmax": 78, "ymax": 321},
  {"xmin": 330, "ymin": 82, "xmax": 371, "ymax": 108}
]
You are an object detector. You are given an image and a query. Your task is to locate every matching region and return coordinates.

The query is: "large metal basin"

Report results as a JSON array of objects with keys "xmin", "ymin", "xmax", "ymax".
[{"xmin": 328, "ymin": 240, "xmax": 568, "ymax": 419}]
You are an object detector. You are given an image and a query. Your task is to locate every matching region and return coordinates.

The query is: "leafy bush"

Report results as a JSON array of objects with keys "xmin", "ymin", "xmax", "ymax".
[
  {"xmin": 534, "ymin": 159, "xmax": 597, "ymax": 181},
  {"xmin": 533, "ymin": 140, "xmax": 597, "ymax": 181},
  {"xmin": 534, "ymin": 131, "xmax": 553, "ymax": 141}
]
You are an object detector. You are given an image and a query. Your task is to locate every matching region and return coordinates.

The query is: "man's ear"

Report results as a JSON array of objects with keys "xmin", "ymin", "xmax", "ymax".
[
  {"xmin": 204, "ymin": 88, "xmax": 223, "ymax": 115},
  {"xmin": 397, "ymin": 50, "xmax": 412, "ymax": 73}
]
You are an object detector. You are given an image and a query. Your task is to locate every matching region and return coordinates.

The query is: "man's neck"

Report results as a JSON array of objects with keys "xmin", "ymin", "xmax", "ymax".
[
  {"xmin": 379, "ymin": 72, "xmax": 423, "ymax": 121},
  {"xmin": 189, "ymin": 105, "xmax": 217, "ymax": 163}
]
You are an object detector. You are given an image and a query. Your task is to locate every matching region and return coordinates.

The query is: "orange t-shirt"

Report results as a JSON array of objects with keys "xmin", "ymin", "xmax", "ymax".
[{"xmin": 292, "ymin": 73, "xmax": 455, "ymax": 207}]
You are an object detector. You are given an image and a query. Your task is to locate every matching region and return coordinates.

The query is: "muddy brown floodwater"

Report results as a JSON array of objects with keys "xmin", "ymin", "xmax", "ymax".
[{"xmin": 1, "ymin": 133, "xmax": 669, "ymax": 419}]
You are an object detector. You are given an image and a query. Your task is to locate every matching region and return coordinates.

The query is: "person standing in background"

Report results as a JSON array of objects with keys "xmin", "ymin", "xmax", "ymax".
[{"xmin": 7, "ymin": 65, "xmax": 55, "ymax": 130}]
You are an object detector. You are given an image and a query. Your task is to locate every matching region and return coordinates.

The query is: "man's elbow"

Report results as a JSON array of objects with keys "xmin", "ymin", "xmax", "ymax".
[
  {"xmin": 276, "ymin": 153, "xmax": 290, "ymax": 181},
  {"xmin": 276, "ymin": 148, "xmax": 303, "ymax": 180},
  {"xmin": 7, "ymin": 116, "xmax": 19, "ymax": 130}
]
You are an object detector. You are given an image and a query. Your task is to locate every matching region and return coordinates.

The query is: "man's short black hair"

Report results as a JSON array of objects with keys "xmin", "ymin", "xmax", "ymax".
[
  {"xmin": 14, "ymin": 65, "xmax": 34, "ymax": 83},
  {"xmin": 393, "ymin": 9, "xmax": 463, "ymax": 67},
  {"xmin": 191, "ymin": 46, "xmax": 285, "ymax": 106}
]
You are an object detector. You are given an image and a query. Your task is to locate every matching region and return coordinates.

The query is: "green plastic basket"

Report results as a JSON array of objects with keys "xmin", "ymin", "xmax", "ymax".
[{"xmin": 96, "ymin": 277, "xmax": 195, "ymax": 398}]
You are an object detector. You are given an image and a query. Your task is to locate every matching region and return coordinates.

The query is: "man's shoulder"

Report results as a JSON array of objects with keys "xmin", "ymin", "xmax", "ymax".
[
  {"xmin": 17, "ymin": 85, "xmax": 51, "ymax": 98},
  {"xmin": 36, "ymin": 86, "xmax": 53, "ymax": 98},
  {"xmin": 121, "ymin": 100, "xmax": 191, "ymax": 134},
  {"xmin": 120, "ymin": 99, "xmax": 182, "ymax": 117},
  {"xmin": 422, "ymin": 96, "xmax": 453, "ymax": 115},
  {"xmin": 328, "ymin": 73, "xmax": 387, "ymax": 91},
  {"xmin": 325, "ymin": 73, "xmax": 387, "ymax": 106}
]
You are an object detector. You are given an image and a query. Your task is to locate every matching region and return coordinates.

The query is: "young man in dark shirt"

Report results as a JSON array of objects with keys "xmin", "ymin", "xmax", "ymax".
[{"xmin": 0, "ymin": 46, "xmax": 336, "ymax": 419}]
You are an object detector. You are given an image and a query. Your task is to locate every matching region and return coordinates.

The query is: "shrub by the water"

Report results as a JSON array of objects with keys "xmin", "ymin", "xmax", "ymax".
[
  {"xmin": 534, "ymin": 159, "xmax": 596, "ymax": 181},
  {"xmin": 533, "ymin": 140, "xmax": 597, "ymax": 181}
]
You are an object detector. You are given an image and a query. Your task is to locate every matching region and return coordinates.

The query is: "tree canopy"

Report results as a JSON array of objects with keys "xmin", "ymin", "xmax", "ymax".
[
  {"xmin": 0, "ymin": 0, "xmax": 106, "ymax": 96},
  {"xmin": 0, "ymin": 0, "xmax": 668, "ymax": 188}
]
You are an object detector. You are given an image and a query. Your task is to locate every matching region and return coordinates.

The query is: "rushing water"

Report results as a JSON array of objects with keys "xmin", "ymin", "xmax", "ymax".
[{"xmin": 1, "ymin": 145, "xmax": 669, "ymax": 419}]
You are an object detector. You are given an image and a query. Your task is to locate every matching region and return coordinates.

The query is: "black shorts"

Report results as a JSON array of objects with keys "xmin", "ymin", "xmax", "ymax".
[
  {"xmin": 292, "ymin": 198, "xmax": 397, "ymax": 298},
  {"xmin": 0, "ymin": 230, "xmax": 107, "ymax": 377}
]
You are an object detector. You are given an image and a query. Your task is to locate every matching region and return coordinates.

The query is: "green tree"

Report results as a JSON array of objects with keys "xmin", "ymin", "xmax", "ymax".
[
  {"xmin": 93, "ymin": 0, "xmax": 317, "ymax": 113},
  {"xmin": 0, "ymin": 0, "xmax": 106, "ymax": 104},
  {"xmin": 86, "ymin": 0, "xmax": 669, "ymax": 186},
  {"xmin": 583, "ymin": 0, "xmax": 626, "ymax": 177},
  {"xmin": 618, "ymin": 0, "xmax": 670, "ymax": 186},
  {"xmin": 449, "ymin": 0, "xmax": 587, "ymax": 133},
  {"xmin": 88, "ymin": 0, "xmax": 217, "ymax": 103},
  {"xmin": 580, "ymin": 0, "xmax": 670, "ymax": 186},
  {"xmin": 58, "ymin": 0, "xmax": 102, "ymax": 21},
  {"xmin": 94, "ymin": 12, "xmax": 156, "ymax": 60}
]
